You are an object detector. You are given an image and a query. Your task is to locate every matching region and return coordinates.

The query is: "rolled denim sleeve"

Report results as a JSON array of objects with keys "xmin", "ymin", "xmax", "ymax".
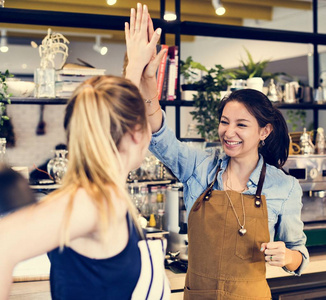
[
  {"xmin": 276, "ymin": 178, "xmax": 309, "ymax": 275},
  {"xmin": 149, "ymin": 110, "xmax": 210, "ymax": 184}
]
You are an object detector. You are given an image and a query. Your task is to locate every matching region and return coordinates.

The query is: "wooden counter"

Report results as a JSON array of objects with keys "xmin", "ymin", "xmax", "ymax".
[{"xmin": 10, "ymin": 248, "xmax": 326, "ymax": 299}]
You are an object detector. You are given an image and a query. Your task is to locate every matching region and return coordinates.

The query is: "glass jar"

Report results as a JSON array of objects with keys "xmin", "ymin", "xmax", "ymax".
[
  {"xmin": 52, "ymin": 150, "xmax": 68, "ymax": 184},
  {"xmin": 47, "ymin": 150, "xmax": 60, "ymax": 179},
  {"xmin": 47, "ymin": 149, "xmax": 68, "ymax": 183},
  {"xmin": 180, "ymin": 123, "xmax": 206, "ymax": 150}
]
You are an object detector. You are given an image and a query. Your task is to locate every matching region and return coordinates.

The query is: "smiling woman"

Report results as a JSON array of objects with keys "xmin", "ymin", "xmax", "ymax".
[{"xmin": 125, "ymin": 4, "xmax": 309, "ymax": 296}]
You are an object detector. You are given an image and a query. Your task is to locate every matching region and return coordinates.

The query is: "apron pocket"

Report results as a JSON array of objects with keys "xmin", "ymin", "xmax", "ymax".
[
  {"xmin": 235, "ymin": 218, "xmax": 256, "ymax": 260},
  {"xmin": 184, "ymin": 287, "xmax": 218, "ymax": 300}
]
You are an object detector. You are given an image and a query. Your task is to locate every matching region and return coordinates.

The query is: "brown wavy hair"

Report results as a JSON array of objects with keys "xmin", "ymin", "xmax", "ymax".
[{"xmin": 218, "ymin": 89, "xmax": 289, "ymax": 168}]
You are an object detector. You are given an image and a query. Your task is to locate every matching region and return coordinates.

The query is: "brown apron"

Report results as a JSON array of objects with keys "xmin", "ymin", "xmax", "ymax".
[{"xmin": 184, "ymin": 161, "xmax": 271, "ymax": 300}]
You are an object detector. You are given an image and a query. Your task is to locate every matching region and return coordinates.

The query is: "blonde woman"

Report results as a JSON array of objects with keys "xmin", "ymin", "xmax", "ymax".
[{"xmin": 0, "ymin": 75, "xmax": 169, "ymax": 299}]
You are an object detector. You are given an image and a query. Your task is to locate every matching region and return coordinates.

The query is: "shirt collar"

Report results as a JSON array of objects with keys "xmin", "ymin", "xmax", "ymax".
[{"xmin": 219, "ymin": 153, "xmax": 264, "ymax": 187}]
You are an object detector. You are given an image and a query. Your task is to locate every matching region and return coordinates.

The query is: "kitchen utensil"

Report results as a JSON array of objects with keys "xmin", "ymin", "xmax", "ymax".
[
  {"xmin": 283, "ymin": 81, "xmax": 300, "ymax": 103},
  {"xmin": 36, "ymin": 104, "xmax": 46, "ymax": 135},
  {"xmin": 289, "ymin": 135, "xmax": 300, "ymax": 155},
  {"xmin": 300, "ymin": 128, "xmax": 315, "ymax": 155},
  {"xmin": 267, "ymin": 78, "xmax": 281, "ymax": 102},
  {"xmin": 299, "ymin": 86, "xmax": 313, "ymax": 103}
]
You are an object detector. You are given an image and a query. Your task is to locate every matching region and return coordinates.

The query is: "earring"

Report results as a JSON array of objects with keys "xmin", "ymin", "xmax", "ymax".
[{"xmin": 261, "ymin": 140, "xmax": 265, "ymax": 146}]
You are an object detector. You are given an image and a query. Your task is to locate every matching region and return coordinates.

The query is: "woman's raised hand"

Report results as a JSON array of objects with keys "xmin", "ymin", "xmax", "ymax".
[{"xmin": 125, "ymin": 3, "xmax": 164, "ymax": 87}]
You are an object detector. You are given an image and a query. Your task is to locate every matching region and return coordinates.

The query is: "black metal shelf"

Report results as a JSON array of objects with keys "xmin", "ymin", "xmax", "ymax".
[
  {"xmin": 180, "ymin": 21, "xmax": 326, "ymax": 45},
  {"xmin": 1, "ymin": 8, "xmax": 325, "ymax": 45},
  {"xmin": 276, "ymin": 103, "xmax": 326, "ymax": 110},
  {"xmin": 0, "ymin": 1, "xmax": 323, "ymax": 138},
  {"xmin": 8, "ymin": 97, "xmax": 68, "ymax": 105},
  {"xmin": 5, "ymin": 98, "xmax": 326, "ymax": 111}
]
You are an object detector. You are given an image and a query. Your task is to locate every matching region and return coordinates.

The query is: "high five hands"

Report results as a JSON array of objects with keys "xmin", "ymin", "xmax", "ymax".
[{"xmin": 125, "ymin": 3, "xmax": 167, "ymax": 86}]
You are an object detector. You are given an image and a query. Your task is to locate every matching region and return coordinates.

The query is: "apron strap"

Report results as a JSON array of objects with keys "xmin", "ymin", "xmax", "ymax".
[
  {"xmin": 254, "ymin": 159, "xmax": 266, "ymax": 207},
  {"xmin": 193, "ymin": 159, "xmax": 267, "ymax": 212},
  {"xmin": 193, "ymin": 167, "xmax": 221, "ymax": 212}
]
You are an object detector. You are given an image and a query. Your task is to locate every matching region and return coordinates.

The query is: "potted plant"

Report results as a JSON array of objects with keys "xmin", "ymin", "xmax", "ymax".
[
  {"xmin": 190, "ymin": 64, "xmax": 231, "ymax": 142},
  {"xmin": 229, "ymin": 47, "xmax": 284, "ymax": 92},
  {"xmin": 180, "ymin": 56, "xmax": 208, "ymax": 100},
  {"xmin": 0, "ymin": 70, "xmax": 11, "ymax": 127},
  {"xmin": 229, "ymin": 48, "xmax": 272, "ymax": 80},
  {"xmin": 0, "ymin": 70, "xmax": 13, "ymax": 149}
]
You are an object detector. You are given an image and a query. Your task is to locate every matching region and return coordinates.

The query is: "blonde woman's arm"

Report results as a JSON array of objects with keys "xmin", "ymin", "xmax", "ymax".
[
  {"xmin": 125, "ymin": 3, "xmax": 166, "ymax": 133},
  {"xmin": 0, "ymin": 191, "xmax": 98, "ymax": 299}
]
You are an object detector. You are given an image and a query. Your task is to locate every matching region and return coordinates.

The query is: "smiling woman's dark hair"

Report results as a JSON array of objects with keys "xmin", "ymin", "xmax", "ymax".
[
  {"xmin": 0, "ymin": 166, "xmax": 36, "ymax": 215},
  {"xmin": 217, "ymin": 89, "xmax": 289, "ymax": 168}
]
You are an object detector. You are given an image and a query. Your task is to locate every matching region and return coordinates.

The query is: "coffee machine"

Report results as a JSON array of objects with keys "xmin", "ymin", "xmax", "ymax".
[
  {"xmin": 164, "ymin": 183, "xmax": 188, "ymax": 261},
  {"xmin": 283, "ymin": 155, "xmax": 326, "ymax": 247}
]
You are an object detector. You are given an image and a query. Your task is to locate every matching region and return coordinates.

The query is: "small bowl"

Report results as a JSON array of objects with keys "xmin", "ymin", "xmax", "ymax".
[{"xmin": 6, "ymin": 81, "xmax": 35, "ymax": 97}]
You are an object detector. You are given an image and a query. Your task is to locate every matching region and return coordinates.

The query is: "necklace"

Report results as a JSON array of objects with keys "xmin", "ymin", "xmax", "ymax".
[
  {"xmin": 225, "ymin": 162, "xmax": 247, "ymax": 193},
  {"xmin": 225, "ymin": 190, "xmax": 246, "ymax": 236},
  {"xmin": 225, "ymin": 163, "xmax": 247, "ymax": 236}
]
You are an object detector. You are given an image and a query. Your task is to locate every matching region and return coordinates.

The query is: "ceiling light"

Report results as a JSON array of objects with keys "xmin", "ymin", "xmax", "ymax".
[
  {"xmin": 93, "ymin": 35, "xmax": 108, "ymax": 55},
  {"xmin": 106, "ymin": 0, "xmax": 117, "ymax": 5},
  {"xmin": 164, "ymin": 12, "xmax": 177, "ymax": 22},
  {"xmin": 212, "ymin": 0, "xmax": 226, "ymax": 16},
  {"xmin": 0, "ymin": 30, "xmax": 8, "ymax": 53}
]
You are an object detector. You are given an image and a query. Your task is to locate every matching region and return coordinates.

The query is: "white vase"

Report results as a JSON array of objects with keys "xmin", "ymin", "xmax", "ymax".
[{"xmin": 246, "ymin": 77, "xmax": 264, "ymax": 92}]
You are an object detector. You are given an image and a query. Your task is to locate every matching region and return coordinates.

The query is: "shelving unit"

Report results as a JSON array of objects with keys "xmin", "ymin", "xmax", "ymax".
[
  {"xmin": 1, "ymin": 0, "xmax": 326, "ymax": 139},
  {"xmin": 5, "ymin": 98, "xmax": 326, "ymax": 131},
  {"xmin": 2, "ymin": 3, "xmax": 326, "ymax": 298}
]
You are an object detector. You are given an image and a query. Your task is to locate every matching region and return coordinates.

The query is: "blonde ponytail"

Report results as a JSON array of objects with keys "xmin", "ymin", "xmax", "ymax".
[{"xmin": 47, "ymin": 76, "xmax": 147, "ymax": 248}]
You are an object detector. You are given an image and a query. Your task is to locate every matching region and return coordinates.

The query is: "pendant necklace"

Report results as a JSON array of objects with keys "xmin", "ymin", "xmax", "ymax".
[{"xmin": 225, "ymin": 165, "xmax": 247, "ymax": 236}]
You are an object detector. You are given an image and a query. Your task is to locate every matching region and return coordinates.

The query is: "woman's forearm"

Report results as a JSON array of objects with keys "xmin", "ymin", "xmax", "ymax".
[
  {"xmin": 285, "ymin": 248, "xmax": 303, "ymax": 272},
  {"xmin": 0, "ymin": 261, "xmax": 14, "ymax": 300}
]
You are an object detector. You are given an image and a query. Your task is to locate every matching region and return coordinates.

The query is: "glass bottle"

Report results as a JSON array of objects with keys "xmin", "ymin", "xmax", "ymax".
[
  {"xmin": 316, "ymin": 127, "xmax": 325, "ymax": 154},
  {"xmin": 185, "ymin": 123, "xmax": 200, "ymax": 138},
  {"xmin": 300, "ymin": 128, "xmax": 314, "ymax": 155},
  {"xmin": 156, "ymin": 186, "xmax": 166, "ymax": 230},
  {"xmin": 140, "ymin": 186, "xmax": 150, "ymax": 221},
  {"xmin": 0, "ymin": 138, "xmax": 6, "ymax": 164},
  {"xmin": 129, "ymin": 184, "xmax": 143, "ymax": 212},
  {"xmin": 150, "ymin": 186, "xmax": 158, "ymax": 226}
]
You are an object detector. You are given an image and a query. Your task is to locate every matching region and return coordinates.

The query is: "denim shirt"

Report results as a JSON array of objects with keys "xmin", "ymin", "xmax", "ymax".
[{"xmin": 149, "ymin": 111, "xmax": 309, "ymax": 276}]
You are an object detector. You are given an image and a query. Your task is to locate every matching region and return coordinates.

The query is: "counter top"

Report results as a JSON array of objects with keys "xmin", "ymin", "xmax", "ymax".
[
  {"xmin": 12, "ymin": 248, "xmax": 326, "ymax": 286},
  {"xmin": 10, "ymin": 249, "xmax": 326, "ymax": 299}
]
